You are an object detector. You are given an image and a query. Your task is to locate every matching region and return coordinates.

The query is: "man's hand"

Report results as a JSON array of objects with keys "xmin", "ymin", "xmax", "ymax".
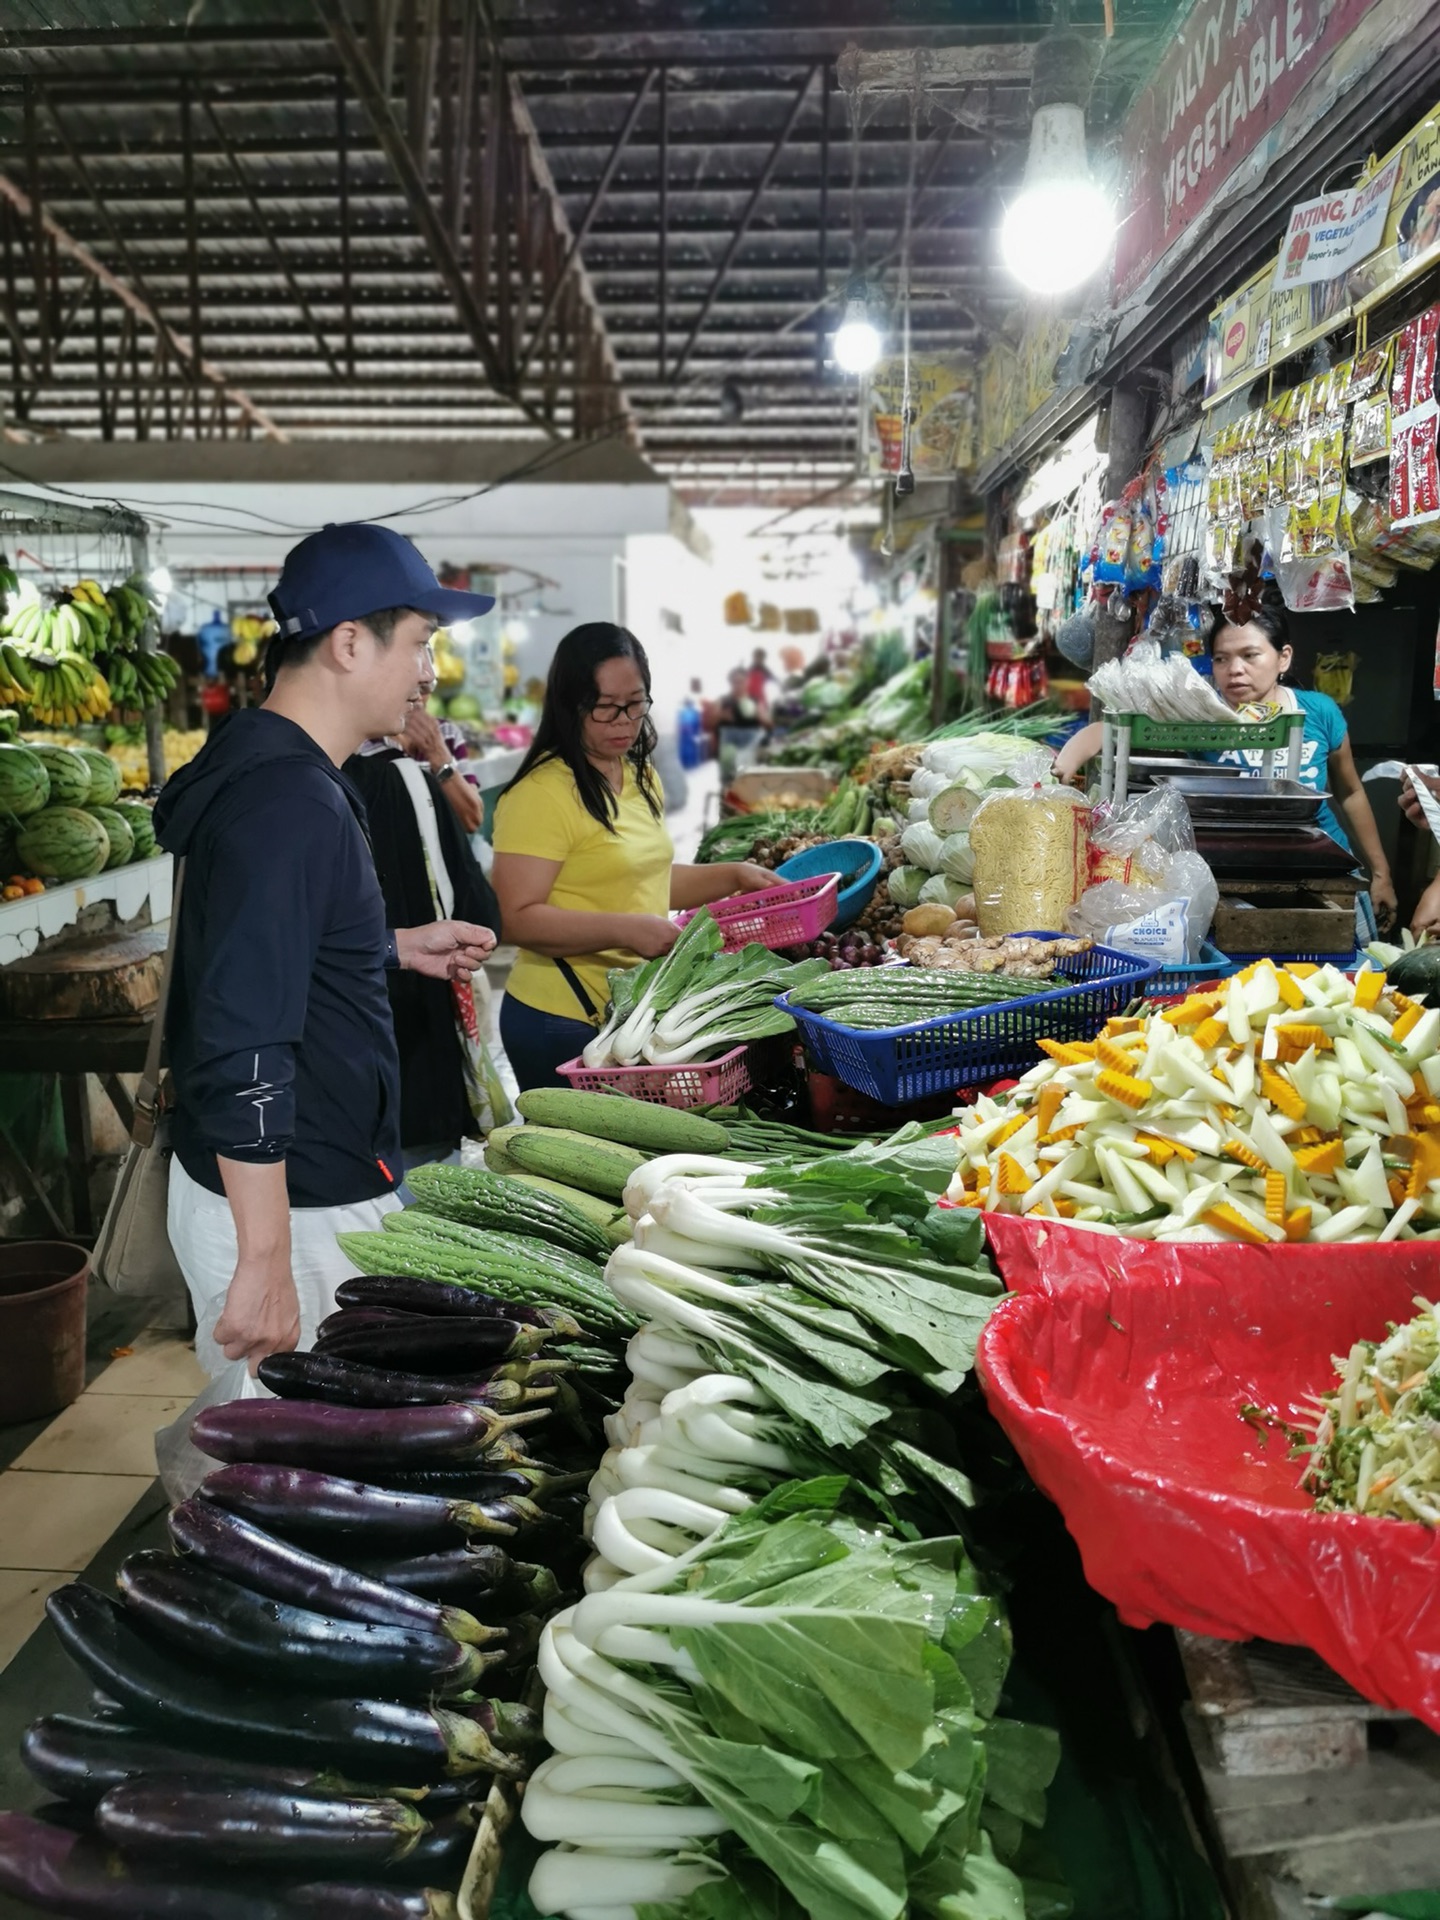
[
  {"xmin": 401, "ymin": 705, "xmax": 450, "ymax": 772},
  {"xmin": 213, "ymin": 1253, "xmax": 301, "ymax": 1374},
  {"xmin": 1370, "ymin": 872, "xmax": 1399, "ymax": 933},
  {"xmin": 397, "ymin": 919, "xmax": 497, "ymax": 980}
]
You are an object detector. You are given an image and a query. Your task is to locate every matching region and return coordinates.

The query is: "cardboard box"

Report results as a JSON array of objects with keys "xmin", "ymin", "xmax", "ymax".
[{"xmin": 1212, "ymin": 888, "xmax": 1356, "ymax": 956}]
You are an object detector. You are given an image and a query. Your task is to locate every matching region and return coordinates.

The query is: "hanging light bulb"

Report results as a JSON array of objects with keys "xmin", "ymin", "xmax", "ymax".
[
  {"xmin": 1000, "ymin": 6, "xmax": 1112, "ymax": 296},
  {"xmin": 832, "ymin": 281, "xmax": 883, "ymax": 375}
]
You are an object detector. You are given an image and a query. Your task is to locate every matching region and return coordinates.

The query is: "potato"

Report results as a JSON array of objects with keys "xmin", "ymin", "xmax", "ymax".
[{"xmin": 902, "ymin": 903, "xmax": 958, "ymax": 938}]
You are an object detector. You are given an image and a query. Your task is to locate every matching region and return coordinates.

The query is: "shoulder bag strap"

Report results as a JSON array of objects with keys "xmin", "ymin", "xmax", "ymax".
[{"xmin": 132, "ymin": 857, "xmax": 184, "ymax": 1150}]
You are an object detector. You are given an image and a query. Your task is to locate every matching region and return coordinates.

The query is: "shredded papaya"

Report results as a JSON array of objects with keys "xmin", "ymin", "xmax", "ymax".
[
  {"xmin": 1035, "ymin": 1085, "xmax": 1066, "ymax": 1140},
  {"xmin": 1283, "ymin": 1206, "xmax": 1312, "ymax": 1242},
  {"xmin": 1096, "ymin": 1035, "xmax": 1141, "ymax": 1075},
  {"xmin": 1138, "ymin": 1131, "xmax": 1195, "ymax": 1162},
  {"xmin": 1259, "ymin": 1063, "xmax": 1307, "ymax": 1121},
  {"xmin": 1353, "ymin": 969, "xmax": 1385, "ymax": 1011},
  {"xmin": 1202, "ymin": 1203, "xmax": 1272, "ymax": 1246},
  {"xmin": 1393, "ymin": 1002, "xmax": 1424, "ymax": 1043},
  {"xmin": 1038, "ymin": 1038, "xmax": 1093, "ymax": 1067},
  {"xmin": 991, "ymin": 1112, "xmax": 1031, "ymax": 1149},
  {"xmin": 1275, "ymin": 971, "xmax": 1307, "ymax": 1010},
  {"xmin": 1295, "ymin": 1139, "xmax": 1345, "ymax": 1176},
  {"xmin": 1265, "ymin": 1169, "xmax": 1288, "ymax": 1224},
  {"xmin": 1191, "ymin": 1017, "xmax": 1227, "ymax": 1052},
  {"xmin": 1094, "ymin": 1068, "xmax": 1153, "ymax": 1110},
  {"xmin": 1224, "ymin": 1137, "xmax": 1269, "ymax": 1174},
  {"xmin": 994, "ymin": 1152, "xmax": 1031, "ymax": 1196},
  {"xmin": 1162, "ymin": 993, "xmax": 1224, "ymax": 1027}
]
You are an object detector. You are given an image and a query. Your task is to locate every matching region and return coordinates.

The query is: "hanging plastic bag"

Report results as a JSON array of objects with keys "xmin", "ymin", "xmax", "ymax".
[
  {"xmin": 1065, "ymin": 852, "xmax": 1217, "ymax": 965},
  {"xmin": 970, "ymin": 783, "xmax": 1090, "ymax": 936},
  {"xmin": 976, "ymin": 1214, "xmax": 1440, "ymax": 1733},
  {"xmin": 154, "ymin": 1358, "xmax": 269, "ymax": 1506},
  {"xmin": 1086, "ymin": 783, "xmax": 1196, "ymax": 889}
]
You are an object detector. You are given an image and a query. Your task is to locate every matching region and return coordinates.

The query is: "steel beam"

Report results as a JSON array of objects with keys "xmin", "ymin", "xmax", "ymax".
[
  {"xmin": 336, "ymin": 74, "xmax": 355, "ymax": 375},
  {"xmin": 200, "ymin": 96, "xmax": 346, "ymax": 379},
  {"xmin": 0, "ymin": 170, "xmax": 287, "ymax": 440},
  {"xmin": 515, "ymin": 66, "xmax": 655, "ymax": 383},
  {"xmin": 657, "ymin": 65, "xmax": 667, "ymax": 381},
  {"xmin": 314, "ymin": 0, "xmax": 538, "ymax": 419},
  {"xmin": 669, "ymin": 62, "xmax": 818, "ymax": 383}
]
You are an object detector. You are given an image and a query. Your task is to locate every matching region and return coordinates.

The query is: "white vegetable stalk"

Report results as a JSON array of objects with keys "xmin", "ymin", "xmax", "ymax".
[{"xmin": 624, "ymin": 1156, "xmax": 757, "ymax": 1220}]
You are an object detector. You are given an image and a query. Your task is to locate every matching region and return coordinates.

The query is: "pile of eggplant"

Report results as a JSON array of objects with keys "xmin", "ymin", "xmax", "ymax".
[{"xmin": 0, "ymin": 1276, "xmax": 597, "ymax": 1920}]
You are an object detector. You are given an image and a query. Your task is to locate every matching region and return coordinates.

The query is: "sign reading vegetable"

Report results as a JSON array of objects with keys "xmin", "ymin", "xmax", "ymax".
[{"xmin": 1113, "ymin": 0, "xmax": 1373, "ymax": 302}]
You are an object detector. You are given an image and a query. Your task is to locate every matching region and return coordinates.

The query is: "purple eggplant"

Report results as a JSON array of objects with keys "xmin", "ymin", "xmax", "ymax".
[
  {"xmin": 117, "ymin": 1552, "xmax": 493, "ymax": 1697},
  {"xmin": 197, "ymin": 1464, "xmax": 523, "ymax": 1546},
  {"xmin": 368, "ymin": 1463, "xmax": 584, "ymax": 1501},
  {"xmin": 167, "ymin": 1499, "xmax": 498, "ymax": 1648},
  {"xmin": 190, "ymin": 1397, "xmax": 549, "ymax": 1470},
  {"xmin": 95, "ymin": 1777, "xmax": 429, "ymax": 1871},
  {"xmin": 315, "ymin": 1315, "xmax": 554, "ymax": 1371},
  {"xmin": 0, "ymin": 1811, "xmax": 293, "ymax": 1919},
  {"xmin": 46, "ymin": 1585, "xmax": 540, "ymax": 1783},
  {"xmin": 256, "ymin": 1351, "xmax": 553, "ymax": 1413},
  {"xmin": 383, "ymin": 1807, "xmax": 476, "ymax": 1883},
  {"xmin": 359, "ymin": 1543, "xmax": 561, "ymax": 1613},
  {"xmin": 287, "ymin": 1889, "xmax": 457, "ymax": 1919},
  {"xmin": 335, "ymin": 1274, "xmax": 582, "ymax": 1336},
  {"xmin": 23, "ymin": 1716, "xmax": 358, "ymax": 1810},
  {"xmin": 315, "ymin": 1307, "xmax": 432, "ymax": 1341}
]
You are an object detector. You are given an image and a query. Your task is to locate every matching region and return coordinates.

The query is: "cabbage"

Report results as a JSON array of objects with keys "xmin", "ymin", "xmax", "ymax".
[
  {"xmin": 887, "ymin": 865, "xmax": 928, "ymax": 908},
  {"xmin": 920, "ymin": 731, "xmax": 1042, "ymax": 781},
  {"xmin": 907, "ymin": 797, "xmax": 932, "ymax": 824},
  {"xmin": 929, "ymin": 784, "xmax": 983, "ymax": 835},
  {"xmin": 909, "ymin": 768, "xmax": 943, "ymax": 800},
  {"xmin": 900, "ymin": 821, "xmax": 945, "ymax": 872},
  {"xmin": 939, "ymin": 833, "xmax": 974, "ymax": 884},
  {"xmin": 919, "ymin": 873, "xmax": 967, "ymax": 909}
]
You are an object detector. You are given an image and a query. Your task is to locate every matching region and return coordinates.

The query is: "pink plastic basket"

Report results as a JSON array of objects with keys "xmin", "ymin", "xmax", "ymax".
[
  {"xmin": 557, "ymin": 1043, "xmax": 754, "ymax": 1110},
  {"xmin": 675, "ymin": 874, "xmax": 839, "ymax": 953}
]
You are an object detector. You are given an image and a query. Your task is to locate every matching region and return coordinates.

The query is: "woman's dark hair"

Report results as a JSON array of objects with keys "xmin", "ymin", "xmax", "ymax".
[
  {"xmin": 1205, "ymin": 582, "xmax": 1290, "ymax": 655},
  {"xmin": 505, "ymin": 621, "xmax": 662, "ymax": 831}
]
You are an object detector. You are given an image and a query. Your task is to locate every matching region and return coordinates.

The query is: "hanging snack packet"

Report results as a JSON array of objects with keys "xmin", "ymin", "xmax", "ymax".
[
  {"xmin": 1094, "ymin": 503, "xmax": 1133, "ymax": 584},
  {"xmin": 1392, "ymin": 422, "xmax": 1414, "ymax": 525},
  {"xmin": 1351, "ymin": 395, "xmax": 1392, "ymax": 465},
  {"xmin": 1348, "ymin": 342, "xmax": 1391, "ymax": 403},
  {"xmin": 1410, "ymin": 409, "xmax": 1440, "ymax": 525},
  {"xmin": 1393, "ymin": 320, "xmax": 1419, "ymax": 413},
  {"xmin": 1412, "ymin": 307, "xmax": 1440, "ymax": 412}
]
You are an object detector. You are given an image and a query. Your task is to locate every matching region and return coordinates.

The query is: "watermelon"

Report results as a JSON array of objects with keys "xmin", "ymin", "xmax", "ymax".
[
  {"xmin": 75, "ymin": 747, "xmax": 121, "ymax": 807},
  {"xmin": 26, "ymin": 743, "xmax": 90, "ymax": 808},
  {"xmin": 17, "ymin": 806, "xmax": 109, "ymax": 882},
  {"xmin": 87, "ymin": 805, "xmax": 135, "ymax": 869},
  {"xmin": 0, "ymin": 742, "xmax": 49, "ymax": 817},
  {"xmin": 0, "ymin": 814, "xmax": 18, "ymax": 875},
  {"xmin": 113, "ymin": 799, "xmax": 157, "ymax": 860}
]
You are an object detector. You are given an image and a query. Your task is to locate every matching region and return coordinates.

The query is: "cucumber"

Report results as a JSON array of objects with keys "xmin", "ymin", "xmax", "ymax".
[
  {"xmin": 504, "ymin": 1125, "xmax": 646, "ymax": 1202},
  {"xmin": 483, "ymin": 1123, "xmax": 524, "ymax": 1176},
  {"xmin": 516, "ymin": 1088, "xmax": 729, "ymax": 1154}
]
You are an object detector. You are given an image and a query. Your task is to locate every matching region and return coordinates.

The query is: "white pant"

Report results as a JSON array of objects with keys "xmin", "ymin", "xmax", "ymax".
[{"xmin": 167, "ymin": 1158, "xmax": 402, "ymax": 1379}]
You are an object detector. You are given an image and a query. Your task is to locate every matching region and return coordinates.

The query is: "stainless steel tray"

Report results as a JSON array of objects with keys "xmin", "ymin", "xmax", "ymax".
[{"xmin": 1153, "ymin": 773, "xmax": 1326, "ymax": 822}]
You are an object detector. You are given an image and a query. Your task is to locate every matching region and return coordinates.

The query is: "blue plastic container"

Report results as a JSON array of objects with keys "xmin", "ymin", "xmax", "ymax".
[
  {"xmin": 776, "ymin": 939, "xmax": 1160, "ymax": 1104},
  {"xmin": 775, "ymin": 838, "xmax": 884, "ymax": 931},
  {"xmin": 1145, "ymin": 941, "xmax": 1237, "ymax": 999}
]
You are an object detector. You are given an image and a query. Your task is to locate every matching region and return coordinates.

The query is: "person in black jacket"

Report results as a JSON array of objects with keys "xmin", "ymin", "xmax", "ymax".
[
  {"xmin": 154, "ymin": 521, "xmax": 499, "ymax": 1377},
  {"xmin": 344, "ymin": 743, "xmax": 510, "ymax": 1169}
]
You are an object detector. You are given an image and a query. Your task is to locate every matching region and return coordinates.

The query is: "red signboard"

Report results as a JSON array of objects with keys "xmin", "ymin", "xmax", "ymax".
[{"xmin": 1111, "ymin": 0, "xmax": 1377, "ymax": 302}]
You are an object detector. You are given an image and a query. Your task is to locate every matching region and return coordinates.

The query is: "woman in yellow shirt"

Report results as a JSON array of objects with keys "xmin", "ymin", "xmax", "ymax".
[{"xmin": 492, "ymin": 624, "xmax": 771, "ymax": 1090}]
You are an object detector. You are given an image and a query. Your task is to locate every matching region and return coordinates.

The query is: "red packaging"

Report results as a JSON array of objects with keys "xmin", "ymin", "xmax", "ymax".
[
  {"xmin": 1391, "ymin": 422, "xmax": 1414, "ymax": 523},
  {"xmin": 1411, "ymin": 408, "xmax": 1440, "ymax": 523},
  {"xmin": 1392, "ymin": 318, "xmax": 1418, "ymax": 412},
  {"xmin": 976, "ymin": 1214, "xmax": 1440, "ymax": 1730},
  {"xmin": 1412, "ymin": 305, "xmax": 1440, "ymax": 412}
]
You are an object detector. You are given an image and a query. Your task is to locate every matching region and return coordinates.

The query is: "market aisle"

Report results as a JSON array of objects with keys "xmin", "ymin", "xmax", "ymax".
[{"xmin": 0, "ymin": 1327, "xmax": 203, "ymax": 1675}]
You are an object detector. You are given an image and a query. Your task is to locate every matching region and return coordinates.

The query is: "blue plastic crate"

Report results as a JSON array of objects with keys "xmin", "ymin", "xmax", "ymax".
[
  {"xmin": 1224, "ymin": 949, "xmax": 1359, "ymax": 970},
  {"xmin": 1146, "ymin": 941, "xmax": 1237, "ymax": 999},
  {"xmin": 777, "ymin": 938, "xmax": 1161, "ymax": 1105}
]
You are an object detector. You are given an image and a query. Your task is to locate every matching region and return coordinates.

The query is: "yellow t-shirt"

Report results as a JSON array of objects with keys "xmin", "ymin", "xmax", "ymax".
[{"xmin": 493, "ymin": 755, "xmax": 675, "ymax": 1022}]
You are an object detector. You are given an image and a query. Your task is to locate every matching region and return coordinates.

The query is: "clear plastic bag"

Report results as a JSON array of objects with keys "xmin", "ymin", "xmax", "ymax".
[
  {"xmin": 1065, "ymin": 851, "xmax": 1217, "ymax": 964},
  {"xmin": 154, "ymin": 1359, "xmax": 269, "ymax": 1506},
  {"xmin": 1087, "ymin": 638, "xmax": 1237, "ymax": 723},
  {"xmin": 1087, "ymin": 783, "xmax": 1196, "ymax": 892},
  {"xmin": 970, "ymin": 784, "xmax": 1091, "ymax": 936}
]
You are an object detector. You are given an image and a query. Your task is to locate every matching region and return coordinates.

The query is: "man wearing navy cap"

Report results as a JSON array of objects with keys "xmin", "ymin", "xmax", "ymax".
[{"xmin": 154, "ymin": 522, "xmax": 498, "ymax": 1376}]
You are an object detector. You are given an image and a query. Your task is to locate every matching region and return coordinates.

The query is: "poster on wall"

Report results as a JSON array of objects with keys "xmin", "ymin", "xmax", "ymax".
[
  {"xmin": 1347, "ymin": 110, "xmax": 1440, "ymax": 310},
  {"xmin": 1112, "ymin": 0, "xmax": 1375, "ymax": 303},
  {"xmin": 1273, "ymin": 156, "xmax": 1400, "ymax": 288},
  {"xmin": 865, "ymin": 357, "xmax": 974, "ymax": 478}
]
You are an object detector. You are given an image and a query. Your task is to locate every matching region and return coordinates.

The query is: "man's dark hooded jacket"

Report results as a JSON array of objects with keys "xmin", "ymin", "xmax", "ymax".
[{"xmin": 153, "ymin": 708, "xmax": 402, "ymax": 1208}]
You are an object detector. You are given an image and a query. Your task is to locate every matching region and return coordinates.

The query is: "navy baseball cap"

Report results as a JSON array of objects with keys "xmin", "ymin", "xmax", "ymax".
[{"xmin": 268, "ymin": 521, "xmax": 496, "ymax": 642}]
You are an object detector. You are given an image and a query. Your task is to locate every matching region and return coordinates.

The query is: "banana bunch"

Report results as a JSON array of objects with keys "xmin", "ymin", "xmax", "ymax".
[
  {"xmin": 101, "ymin": 575, "xmax": 160, "ymax": 654},
  {"xmin": 0, "ymin": 637, "xmax": 35, "ymax": 706},
  {"xmin": 97, "ymin": 649, "xmax": 180, "ymax": 712},
  {"xmin": 230, "ymin": 612, "xmax": 276, "ymax": 668},
  {"xmin": 25, "ymin": 652, "xmax": 112, "ymax": 727}
]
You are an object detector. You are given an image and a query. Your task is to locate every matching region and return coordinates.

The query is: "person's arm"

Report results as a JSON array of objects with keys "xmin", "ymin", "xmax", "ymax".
[
  {"xmin": 669, "ymin": 861, "xmax": 774, "ymax": 909},
  {"xmin": 1328, "ymin": 737, "xmax": 1397, "ymax": 929},
  {"xmin": 211, "ymin": 1159, "xmax": 299, "ymax": 1371},
  {"xmin": 1400, "ymin": 768, "xmax": 1440, "ymax": 828},
  {"xmin": 435, "ymin": 766, "xmax": 482, "ymax": 834},
  {"xmin": 1413, "ymin": 873, "xmax": 1440, "ymax": 937},
  {"xmin": 492, "ymin": 850, "xmax": 677, "ymax": 960},
  {"xmin": 403, "ymin": 709, "xmax": 483, "ymax": 834},
  {"xmin": 1053, "ymin": 721, "xmax": 1103, "ymax": 785}
]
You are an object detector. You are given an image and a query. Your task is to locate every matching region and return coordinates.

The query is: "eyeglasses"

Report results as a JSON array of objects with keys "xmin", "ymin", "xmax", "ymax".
[{"xmin": 589, "ymin": 697, "xmax": 653, "ymax": 723}]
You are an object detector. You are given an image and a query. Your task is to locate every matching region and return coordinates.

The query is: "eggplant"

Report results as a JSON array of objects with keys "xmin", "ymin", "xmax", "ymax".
[
  {"xmin": 0, "ymin": 1811, "xmax": 293, "ymax": 1919},
  {"xmin": 384, "ymin": 1807, "xmax": 476, "ymax": 1882},
  {"xmin": 368, "ymin": 1463, "xmax": 583, "ymax": 1501},
  {"xmin": 315, "ymin": 1307, "xmax": 433, "ymax": 1341},
  {"xmin": 168, "ymin": 1499, "xmax": 498, "ymax": 1647},
  {"xmin": 46, "ymin": 1585, "xmax": 540, "ymax": 1783},
  {"xmin": 288, "ymin": 1889, "xmax": 458, "ymax": 1920},
  {"xmin": 197, "ymin": 1464, "xmax": 522, "ymax": 1546},
  {"xmin": 190, "ymin": 1397, "xmax": 549, "ymax": 1470},
  {"xmin": 256, "ymin": 1351, "xmax": 551, "ymax": 1413},
  {"xmin": 95, "ymin": 1777, "xmax": 429, "ymax": 1870},
  {"xmin": 117, "ymin": 1552, "xmax": 494, "ymax": 1697},
  {"xmin": 314, "ymin": 1316, "xmax": 554, "ymax": 1371},
  {"xmin": 335, "ymin": 1274, "xmax": 582, "ymax": 1336},
  {"xmin": 23, "ymin": 1716, "xmax": 355, "ymax": 1810},
  {"xmin": 359, "ymin": 1543, "xmax": 561, "ymax": 1612}
]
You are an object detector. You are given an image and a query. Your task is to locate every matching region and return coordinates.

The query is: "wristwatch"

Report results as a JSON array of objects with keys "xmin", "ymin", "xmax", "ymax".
[{"xmin": 435, "ymin": 761, "xmax": 457, "ymax": 785}]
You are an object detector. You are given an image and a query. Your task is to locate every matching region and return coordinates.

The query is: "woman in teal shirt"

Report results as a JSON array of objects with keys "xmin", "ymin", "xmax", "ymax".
[{"xmin": 1205, "ymin": 590, "xmax": 1396, "ymax": 930}]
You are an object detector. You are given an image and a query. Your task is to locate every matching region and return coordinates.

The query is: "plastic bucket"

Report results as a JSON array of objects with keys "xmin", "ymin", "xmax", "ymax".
[{"xmin": 0, "ymin": 1242, "xmax": 89, "ymax": 1425}]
